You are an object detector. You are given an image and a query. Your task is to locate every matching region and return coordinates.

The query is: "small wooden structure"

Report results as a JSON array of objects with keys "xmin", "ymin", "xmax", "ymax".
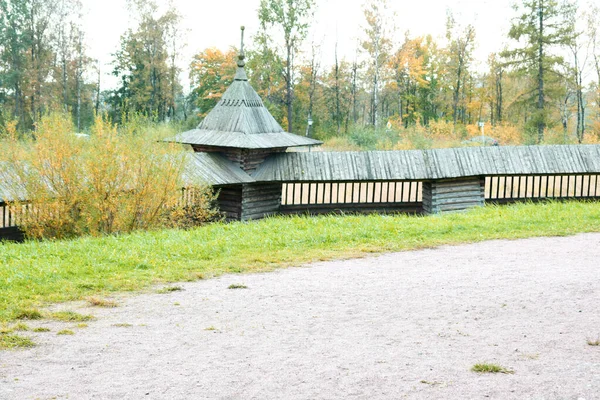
[{"xmin": 166, "ymin": 27, "xmax": 321, "ymax": 220}]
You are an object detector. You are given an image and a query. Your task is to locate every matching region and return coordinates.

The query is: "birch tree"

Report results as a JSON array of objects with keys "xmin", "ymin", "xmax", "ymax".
[{"xmin": 257, "ymin": 0, "xmax": 315, "ymax": 133}]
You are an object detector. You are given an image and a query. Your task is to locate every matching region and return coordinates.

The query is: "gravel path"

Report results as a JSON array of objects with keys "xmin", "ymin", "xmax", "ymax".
[{"xmin": 1, "ymin": 234, "xmax": 600, "ymax": 400}]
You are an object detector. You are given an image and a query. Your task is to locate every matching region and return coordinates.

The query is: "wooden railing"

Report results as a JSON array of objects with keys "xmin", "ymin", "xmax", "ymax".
[
  {"xmin": 1, "ymin": 202, "xmax": 17, "ymax": 229},
  {"xmin": 485, "ymin": 174, "xmax": 600, "ymax": 203},
  {"xmin": 280, "ymin": 181, "xmax": 423, "ymax": 215},
  {"xmin": 279, "ymin": 174, "xmax": 600, "ymax": 215}
]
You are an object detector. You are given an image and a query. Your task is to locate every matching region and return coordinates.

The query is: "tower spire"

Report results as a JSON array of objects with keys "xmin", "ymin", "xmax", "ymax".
[
  {"xmin": 234, "ymin": 26, "xmax": 248, "ymax": 81},
  {"xmin": 238, "ymin": 26, "xmax": 245, "ymax": 68}
]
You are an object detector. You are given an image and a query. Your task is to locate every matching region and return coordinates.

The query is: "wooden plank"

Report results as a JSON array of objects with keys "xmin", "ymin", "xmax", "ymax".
[{"xmin": 0, "ymin": 227, "xmax": 25, "ymax": 242}]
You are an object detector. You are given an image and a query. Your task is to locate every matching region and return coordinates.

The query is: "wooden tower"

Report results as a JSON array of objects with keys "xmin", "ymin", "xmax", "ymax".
[{"xmin": 166, "ymin": 27, "xmax": 322, "ymax": 220}]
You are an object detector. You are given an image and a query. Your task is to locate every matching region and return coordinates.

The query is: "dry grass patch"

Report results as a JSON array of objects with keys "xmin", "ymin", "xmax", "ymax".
[
  {"xmin": 112, "ymin": 323, "xmax": 133, "ymax": 328},
  {"xmin": 587, "ymin": 337, "xmax": 600, "ymax": 346},
  {"xmin": 156, "ymin": 286, "xmax": 184, "ymax": 294},
  {"xmin": 87, "ymin": 297, "xmax": 119, "ymax": 308}
]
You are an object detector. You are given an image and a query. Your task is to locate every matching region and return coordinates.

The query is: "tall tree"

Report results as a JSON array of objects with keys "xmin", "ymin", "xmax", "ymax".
[
  {"xmin": 0, "ymin": 0, "xmax": 31, "ymax": 127},
  {"xmin": 257, "ymin": 0, "xmax": 315, "ymax": 133},
  {"xmin": 0, "ymin": 0, "xmax": 96, "ymax": 131},
  {"xmin": 585, "ymin": 4, "xmax": 600, "ymax": 121},
  {"xmin": 110, "ymin": 0, "xmax": 182, "ymax": 122},
  {"xmin": 567, "ymin": 5, "xmax": 588, "ymax": 143},
  {"xmin": 361, "ymin": 0, "xmax": 393, "ymax": 128},
  {"xmin": 446, "ymin": 12, "xmax": 475, "ymax": 126},
  {"xmin": 188, "ymin": 48, "xmax": 237, "ymax": 118},
  {"xmin": 487, "ymin": 53, "xmax": 504, "ymax": 125},
  {"xmin": 388, "ymin": 35, "xmax": 430, "ymax": 126},
  {"xmin": 502, "ymin": 0, "xmax": 576, "ymax": 142}
]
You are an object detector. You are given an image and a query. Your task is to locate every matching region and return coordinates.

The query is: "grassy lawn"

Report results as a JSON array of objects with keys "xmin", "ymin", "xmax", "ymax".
[{"xmin": 1, "ymin": 200, "xmax": 599, "ymax": 323}]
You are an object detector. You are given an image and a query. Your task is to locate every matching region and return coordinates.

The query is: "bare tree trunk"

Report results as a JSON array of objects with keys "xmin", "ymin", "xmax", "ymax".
[
  {"xmin": 95, "ymin": 62, "xmax": 101, "ymax": 115},
  {"xmin": 334, "ymin": 43, "xmax": 341, "ymax": 134},
  {"xmin": 537, "ymin": 2, "xmax": 546, "ymax": 143},
  {"xmin": 351, "ymin": 60, "xmax": 358, "ymax": 124},
  {"xmin": 496, "ymin": 69, "xmax": 503, "ymax": 123},
  {"xmin": 373, "ymin": 36, "xmax": 380, "ymax": 128},
  {"xmin": 286, "ymin": 44, "xmax": 293, "ymax": 133},
  {"xmin": 76, "ymin": 31, "xmax": 82, "ymax": 131}
]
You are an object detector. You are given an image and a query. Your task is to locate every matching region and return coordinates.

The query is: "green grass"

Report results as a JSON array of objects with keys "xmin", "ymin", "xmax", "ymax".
[
  {"xmin": 32, "ymin": 327, "xmax": 50, "ymax": 332},
  {"xmin": 156, "ymin": 285, "xmax": 184, "ymax": 294},
  {"xmin": 471, "ymin": 363, "xmax": 514, "ymax": 374},
  {"xmin": 1, "ymin": 201, "xmax": 600, "ymax": 323},
  {"xmin": 14, "ymin": 309, "xmax": 43, "ymax": 320},
  {"xmin": 48, "ymin": 311, "xmax": 95, "ymax": 322},
  {"xmin": 12, "ymin": 323, "xmax": 30, "ymax": 331},
  {"xmin": 0, "ymin": 334, "xmax": 35, "ymax": 349},
  {"xmin": 228, "ymin": 284, "xmax": 248, "ymax": 289},
  {"xmin": 57, "ymin": 329, "xmax": 74, "ymax": 335}
]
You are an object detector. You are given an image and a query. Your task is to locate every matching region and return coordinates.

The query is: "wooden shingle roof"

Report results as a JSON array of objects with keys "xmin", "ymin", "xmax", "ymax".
[
  {"xmin": 165, "ymin": 30, "xmax": 321, "ymax": 150},
  {"xmin": 252, "ymin": 145, "xmax": 600, "ymax": 182},
  {"xmin": 182, "ymin": 153, "xmax": 254, "ymax": 186}
]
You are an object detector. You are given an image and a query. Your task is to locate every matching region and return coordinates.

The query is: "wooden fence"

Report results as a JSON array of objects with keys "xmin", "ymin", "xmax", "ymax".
[
  {"xmin": 279, "ymin": 173, "xmax": 600, "ymax": 215},
  {"xmin": 0, "ymin": 202, "xmax": 25, "ymax": 242},
  {"xmin": 485, "ymin": 174, "xmax": 600, "ymax": 203},
  {"xmin": 280, "ymin": 181, "xmax": 423, "ymax": 215},
  {"xmin": 3, "ymin": 173, "xmax": 600, "ymax": 241}
]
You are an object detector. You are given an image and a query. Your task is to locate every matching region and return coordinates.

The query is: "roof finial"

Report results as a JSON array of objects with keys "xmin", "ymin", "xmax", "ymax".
[{"xmin": 238, "ymin": 26, "xmax": 246, "ymax": 68}]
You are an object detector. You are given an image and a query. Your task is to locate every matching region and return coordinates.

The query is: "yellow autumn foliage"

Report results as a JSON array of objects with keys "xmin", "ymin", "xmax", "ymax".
[{"xmin": 1, "ymin": 113, "xmax": 217, "ymax": 239}]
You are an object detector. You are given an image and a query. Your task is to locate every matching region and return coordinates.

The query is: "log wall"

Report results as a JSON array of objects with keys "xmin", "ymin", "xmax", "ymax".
[
  {"xmin": 241, "ymin": 183, "xmax": 282, "ymax": 221},
  {"xmin": 0, "ymin": 227, "xmax": 25, "ymax": 242},
  {"xmin": 216, "ymin": 186, "xmax": 243, "ymax": 221},
  {"xmin": 422, "ymin": 177, "xmax": 485, "ymax": 214}
]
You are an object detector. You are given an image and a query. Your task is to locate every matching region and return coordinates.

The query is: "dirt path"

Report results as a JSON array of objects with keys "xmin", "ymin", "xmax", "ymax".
[{"xmin": 1, "ymin": 234, "xmax": 600, "ymax": 400}]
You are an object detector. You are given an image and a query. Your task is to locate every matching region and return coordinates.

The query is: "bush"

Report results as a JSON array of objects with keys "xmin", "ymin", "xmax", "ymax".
[
  {"xmin": 1, "ymin": 112, "xmax": 216, "ymax": 240},
  {"xmin": 349, "ymin": 127, "xmax": 379, "ymax": 150}
]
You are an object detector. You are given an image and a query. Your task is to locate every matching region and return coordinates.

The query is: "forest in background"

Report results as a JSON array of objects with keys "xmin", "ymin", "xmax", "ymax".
[{"xmin": 1, "ymin": 0, "xmax": 600, "ymax": 150}]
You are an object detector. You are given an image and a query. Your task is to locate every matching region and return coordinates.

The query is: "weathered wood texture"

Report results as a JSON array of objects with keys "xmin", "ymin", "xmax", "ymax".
[
  {"xmin": 1, "ymin": 202, "xmax": 14, "ymax": 228},
  {"xmin": 165, "ymin": 64, "xmax": 321, "ymax": 149},
  {"xmin": 177, "ymin": 130, "xmax": 321, "ymax": 149},
  {"xmin": 1, "ymin": 200, "xmax": 24, "ymax": 241},
  {"xmin": 182, "ymin": 153, "xmax": 255, "ymax": 187},
  {"xmin": 253, "ymin": 145, "xmax": 600, "ymax": 182},
  {"xmin": 240, "ymin": 183, "xmax": 282, "ymax": 221},
  {"xmin": 216, "ymin": 186, "xmax": 243, "ymax": 221},
  {"xmin": 485, "ymin": 174, "xmax": 600, "ymax": 201},
  {"xmin": 281, "ymin": 182, "xmax": 422, "ymax": 205},
  {"xmin": 215, "ymin": 183, "xmax": 282, "ymax": 221},
  {"xmin": 422, "ymin": 177, "xmax": 485, "ymax": 214},
  {"xmin": 0, "ymin": 226, "xmax": 25, "ymax": 242},
  {"xmin": 191, "ymin": 146, "xmax": 286, "ymax": 173}
]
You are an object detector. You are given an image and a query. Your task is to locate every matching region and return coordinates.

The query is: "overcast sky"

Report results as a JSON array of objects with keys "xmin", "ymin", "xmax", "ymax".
[{"xmin": 81, "ymin": 0, "xmax": 516, "ymax": 91}]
